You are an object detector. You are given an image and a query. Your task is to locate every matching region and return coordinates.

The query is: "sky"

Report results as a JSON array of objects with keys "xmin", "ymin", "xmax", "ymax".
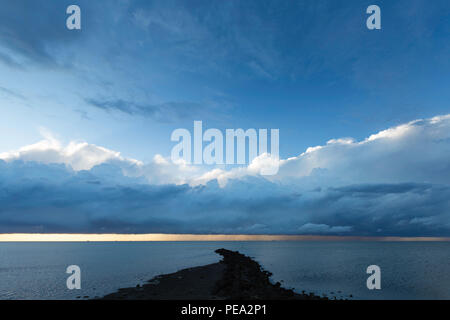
[{"xmin": 0, "ymin": 0, "xmax": 449, "ymax": 236}]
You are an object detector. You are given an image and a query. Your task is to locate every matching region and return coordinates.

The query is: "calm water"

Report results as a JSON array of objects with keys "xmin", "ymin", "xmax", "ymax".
[{"xmin": 0, "ymin": 241, "xmax": 449, "ymax": 300}]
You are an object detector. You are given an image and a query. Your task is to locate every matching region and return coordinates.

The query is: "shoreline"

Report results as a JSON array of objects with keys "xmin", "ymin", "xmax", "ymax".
[{"xmin": 100, "ymin": 248, "xmax": 327, "ymax": 300}]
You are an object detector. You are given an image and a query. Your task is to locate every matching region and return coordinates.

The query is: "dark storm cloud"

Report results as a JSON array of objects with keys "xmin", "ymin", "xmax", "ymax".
[
  {"xmin": 1, "ymin": 160, "xmax": 449, "ymax": 236},
  {"xmin": 331, "ymin": 183, "xmax": 432, "ymax": 195}
]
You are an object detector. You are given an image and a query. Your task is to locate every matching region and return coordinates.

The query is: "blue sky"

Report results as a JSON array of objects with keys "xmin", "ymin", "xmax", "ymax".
[{"xmin": 0, "ymin": 0, "xmax": 449, "ymax": 235}]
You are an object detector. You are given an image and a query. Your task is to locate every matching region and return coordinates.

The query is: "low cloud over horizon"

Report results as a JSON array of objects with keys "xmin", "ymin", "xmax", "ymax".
[{"xmin": 1, "ymin": 114, "xmax": 450, "ymax": 236}]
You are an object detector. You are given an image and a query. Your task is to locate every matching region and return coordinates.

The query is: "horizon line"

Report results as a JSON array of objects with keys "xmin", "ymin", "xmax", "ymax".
[{"xmin": 0, "ymin": 233, "xmax": 450, "ymax": 242}]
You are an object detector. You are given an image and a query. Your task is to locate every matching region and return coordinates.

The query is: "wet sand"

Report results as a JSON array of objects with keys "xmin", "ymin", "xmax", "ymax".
[{"xmin": 101, "ymin": 248, "xmax": 326, "ymax": 300}]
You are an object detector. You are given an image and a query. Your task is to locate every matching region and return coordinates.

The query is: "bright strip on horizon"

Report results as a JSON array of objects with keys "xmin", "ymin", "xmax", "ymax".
[{"xmin": 0, "ymin": 234, "xmax": 449, "ymax": 242}]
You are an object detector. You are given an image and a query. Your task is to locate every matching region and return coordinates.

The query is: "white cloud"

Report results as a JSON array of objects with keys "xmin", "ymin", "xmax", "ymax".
[
  {"xmin": 141, "ymin": 154, "xmax": 205, "ymax": 185},
  {"xmin": 273, "ymin": 114, "xmax": 450, "ymax": 186},
  {"xmin": 188, "ymin": 114, "xmax": 450, "ymax": 187},
  {"xmin": 1, "ymin": 115, "xmax": 450, "ymax": 235},
  {"xmin": 1, "ymin": 114, "xmax": 450, "ymax": 189},
  {"xmin": 0, "ymin": 128, "xmax": 142, "ymax": 171}
]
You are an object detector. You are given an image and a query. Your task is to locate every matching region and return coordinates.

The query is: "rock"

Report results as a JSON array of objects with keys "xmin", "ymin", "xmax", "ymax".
[{"xmin": 99, "ymin": 248, "xmax": 327, "ymax": 300}]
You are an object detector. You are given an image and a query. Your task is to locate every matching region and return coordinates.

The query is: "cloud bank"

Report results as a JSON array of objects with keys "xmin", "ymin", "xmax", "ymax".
[{"xmin": 1, "ymin": 115, "xmax": 450, "ymax": 236}]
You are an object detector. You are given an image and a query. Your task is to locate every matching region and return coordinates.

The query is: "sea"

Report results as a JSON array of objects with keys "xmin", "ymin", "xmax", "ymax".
[{"xmin": 0, "ymin": 241, "xmax": 449, "ymax": 300}]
